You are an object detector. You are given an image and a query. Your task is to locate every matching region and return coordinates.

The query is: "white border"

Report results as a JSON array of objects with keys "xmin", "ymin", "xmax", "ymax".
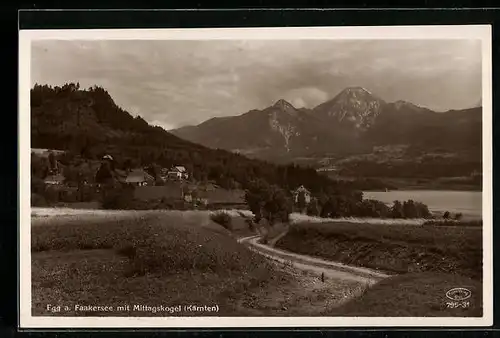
[{"xmin": 19, "ymin": 25, "xmax": 493, "ymax": 328}]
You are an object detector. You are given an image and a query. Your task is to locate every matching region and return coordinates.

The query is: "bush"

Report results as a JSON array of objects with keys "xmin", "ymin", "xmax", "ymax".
[
  {"xmin": 31, "ymin": 193, "xmax": 48, "ymax": 207},
  {"xmin": 210, "ymin": 211, "xmax": 233, "ymax": 230},
  {"xmin": 355, "ymin": 199, "xmax": 390, "ymax": 218},
  {"xmin": 101, "ymin": 186, "xmax": 134, "ymax": 210},
  {"xmin": 317, "ymin": 191, "xmax": 363, "ymax": 218},
  {"xmin": 306, "ymin": 198, "xmax": 320, "ymax": 216},
  {"xmin": 245, "ymin": 218, "xmax": 256, "ymax": 231},
  {"xmin": 389, "ymin": 200, "xmax": 431, "ymax": 219},
  {"xmin": 43, "ymin": 186, "xmax": 61, "ymax": 204},
  {"xmin": 414, "ymin": 201, "xmax": 431, "ymax": 218}
]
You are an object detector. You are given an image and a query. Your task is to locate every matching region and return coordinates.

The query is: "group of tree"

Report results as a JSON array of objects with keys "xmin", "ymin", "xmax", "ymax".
[
  {"xmin": 304, "ymin": 196, "xmax": 431, "ymax": 219},
  {"xmin": 244, "ymin": 179, "xmax": 293, "ymax": 226},
  {"xmin": 243, "ymin": 176, "xmax": 434, "ymax": 224},
  {"xmin": 388, "ymin": 200, "xmax": 431, "ymax": 219}
]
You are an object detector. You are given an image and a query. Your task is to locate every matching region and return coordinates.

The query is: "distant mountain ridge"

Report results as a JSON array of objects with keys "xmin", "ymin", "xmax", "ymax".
[{"xmin": 171, "ymin": 87, "xmax": 482, "ymax": 162}]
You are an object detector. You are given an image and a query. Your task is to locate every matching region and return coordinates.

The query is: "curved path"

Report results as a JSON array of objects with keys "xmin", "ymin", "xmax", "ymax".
[{"xmin": 238, "ymin": 235, "xmax": 392, "ymax": 286}]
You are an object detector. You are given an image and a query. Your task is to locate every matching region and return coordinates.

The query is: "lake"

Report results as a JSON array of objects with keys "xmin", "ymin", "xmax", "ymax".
[{"xmin": 363, "ymin": 190, "xmax": 482, "ymax": 219}]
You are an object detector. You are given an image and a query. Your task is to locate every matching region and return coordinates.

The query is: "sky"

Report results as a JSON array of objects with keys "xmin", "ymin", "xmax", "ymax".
[{"xmin": 31, "ymin": 39, "xmax": 482, "ymax": 130}]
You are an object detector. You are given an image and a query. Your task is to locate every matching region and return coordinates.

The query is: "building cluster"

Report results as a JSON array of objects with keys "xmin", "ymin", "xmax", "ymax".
[
  {"xmin": 32, "ymin": 149, "xmax": 314, "ymax": 211},
  {"xmin": 31, "ymin": 149, "xmax": 191, "ymax": 188}
]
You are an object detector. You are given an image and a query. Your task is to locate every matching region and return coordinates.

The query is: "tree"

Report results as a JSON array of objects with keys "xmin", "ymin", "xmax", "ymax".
[
  {"xmin": 443, "ymin": 211, "xmax": 450, "ymax": 219},
  {"xmin": 244, "ymin": 180, "xmax": 292, "ymax": 226},
  {"xmin": 390, "ymin": 200, "xmax": 404, "ymax": 218},
  {"xmin": 263, "ymin": 185, "xmax": 292, "ymax": 225},
  {"xmin": 95, "ymin": 161, "xmax": 113, "ymax": 184},
  {"xmin": 244, "ymin": 179, "xmax": 270, "ymax": 223},
  {"xmin": 320, "ymin": 196, "xmax": 338, "ymax": 218},
  {"xmin": 402, "ymin": 200, "xmax": 418, "ymax": 218},
  {"xmin": 454, "ymin": 212, "xmax": 463, "ymax": 221},
  {"xmin": 356, "ymin": 199, "xmax": 390, "ymax": 218},
  {"xmin": 145, "ymin": 163, "xmax": 161, "ymax": 183},
  {"xmin": 415, "ymin": 202, "xmax": 431, "ymax": 218}
]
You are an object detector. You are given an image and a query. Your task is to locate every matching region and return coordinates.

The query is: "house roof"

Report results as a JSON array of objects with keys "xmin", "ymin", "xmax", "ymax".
[
  {"xmin": 125, "ymin": 169, "xmax": 154, "ymax": 183},
  {"xmin": 294, "ymin": 185, "xmax": 310, "ymax": 193},
  {"xmin": 168, "ymin": 166, "xmax": 186, "ymax": 173}
]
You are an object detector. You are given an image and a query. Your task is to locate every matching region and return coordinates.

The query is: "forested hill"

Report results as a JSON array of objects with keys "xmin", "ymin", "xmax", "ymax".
[{"xmin": 30, "ymin": 83, "xmax": 356, "ymax": 195}]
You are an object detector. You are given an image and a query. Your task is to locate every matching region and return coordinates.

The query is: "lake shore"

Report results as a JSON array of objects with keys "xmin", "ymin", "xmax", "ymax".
[{"xmin": 363, "ymin": 189, "xmax": 482, "ymax": 221}]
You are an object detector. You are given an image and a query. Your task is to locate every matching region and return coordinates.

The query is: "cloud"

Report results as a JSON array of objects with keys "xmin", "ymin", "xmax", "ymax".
[{"xmin": 31, "ymin": 39, "xmax": 482, "ymax": 128}]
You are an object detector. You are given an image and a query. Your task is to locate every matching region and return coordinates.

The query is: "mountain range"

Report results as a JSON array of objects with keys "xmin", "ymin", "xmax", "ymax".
[{"xmin": 171, "ymin": 87, "xmax": 482, "ymax": 163}]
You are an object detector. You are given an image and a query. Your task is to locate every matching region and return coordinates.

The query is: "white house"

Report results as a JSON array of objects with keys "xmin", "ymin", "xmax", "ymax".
[{"xmin": 167, "ymin": 166, "xmax": 189, "ymax": 180}]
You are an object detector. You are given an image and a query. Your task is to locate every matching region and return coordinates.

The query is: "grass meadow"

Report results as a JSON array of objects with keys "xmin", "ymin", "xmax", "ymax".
[
  {"xmin": 276, "ymin": 221, "xmax": 482, "ymax": 279},
  {"xmin": 31, "ymin": 211, "xmax": 291, "ymax": 316}
]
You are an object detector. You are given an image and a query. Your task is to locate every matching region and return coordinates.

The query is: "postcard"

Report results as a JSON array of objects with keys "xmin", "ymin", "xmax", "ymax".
[{"xmin": 19, "ymin": 24, "xmax": 493, "ymax": 328}]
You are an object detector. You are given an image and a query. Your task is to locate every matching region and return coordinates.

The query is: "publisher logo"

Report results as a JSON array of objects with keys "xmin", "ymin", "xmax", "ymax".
[{"xmin": 446, "ymin": 288, "xmax": 472, "ymax": 301}]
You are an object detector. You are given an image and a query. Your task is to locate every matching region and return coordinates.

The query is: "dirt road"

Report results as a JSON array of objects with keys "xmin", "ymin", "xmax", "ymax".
[{"xmin": 238, "ymin": 235, "xmax": 391, "ymax": 286}]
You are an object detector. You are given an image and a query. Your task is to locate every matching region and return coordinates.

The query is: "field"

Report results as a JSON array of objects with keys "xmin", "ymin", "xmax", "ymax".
[
  {"xmin": 276, "ymin": 222, "xmax": 482, "ymax": 279},
  {"xmin": 32, "ymin": 211, "xmax": 291, "ymax": 316}
]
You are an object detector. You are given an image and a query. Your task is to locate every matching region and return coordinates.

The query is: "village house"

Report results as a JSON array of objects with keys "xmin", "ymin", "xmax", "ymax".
[
  {"xmin": 44, "ymin": 173, "xmax": 66, "ymax": 185},
  {"xmin": 292, "ymin": 185, "xmax": 312, "ymax": 205},
  {"xmin": 125, "ymin": 168, "xmax": 155, "ymax": 187},
  {"xmin": 165, "ymin": 166, "xmax": 189, "ymax": 181}
]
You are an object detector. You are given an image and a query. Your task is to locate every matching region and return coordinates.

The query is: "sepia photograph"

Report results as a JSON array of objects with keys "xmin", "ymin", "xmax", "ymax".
[{"xmin": 19, "ymin": 25, "xmax": 492, "ymax": 328}]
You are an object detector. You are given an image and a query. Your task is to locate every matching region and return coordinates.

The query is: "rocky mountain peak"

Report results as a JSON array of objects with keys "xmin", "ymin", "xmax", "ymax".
[
  {"xmin": 272, "ymin": 99, "xmax": 296, "ymax": 113},
  {"xmin": 313, "ymin": 87, "xmax": 384, "ymax": 130}
]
